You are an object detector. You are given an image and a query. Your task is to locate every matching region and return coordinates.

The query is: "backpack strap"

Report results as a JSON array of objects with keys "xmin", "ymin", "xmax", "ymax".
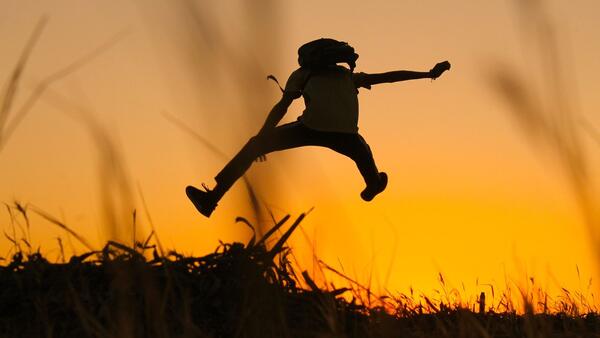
[
  {"xmin": 266, "ymin": 74, "xmax": 284, "ymax": 93},
  {"xmin": 266, "ymin": 68, "xmax": 313, "ymax": 95}
]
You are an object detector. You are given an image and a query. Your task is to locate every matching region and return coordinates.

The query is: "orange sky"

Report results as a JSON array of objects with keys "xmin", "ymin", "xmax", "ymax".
[{"xmin": 1, "ymin": 0, "xmax": 599, "ymax": 307}]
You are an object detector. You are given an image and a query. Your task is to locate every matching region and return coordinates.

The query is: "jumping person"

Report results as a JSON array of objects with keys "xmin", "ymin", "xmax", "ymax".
[{"xmin": 187, "ymin": 38, "xmax": 450, "ymax": 217}]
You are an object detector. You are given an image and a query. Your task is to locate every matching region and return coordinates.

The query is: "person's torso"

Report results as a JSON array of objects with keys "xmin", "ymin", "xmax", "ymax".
[{"xmin": 298, "ymin": 66, "xmax": 359, "ymax": 133}]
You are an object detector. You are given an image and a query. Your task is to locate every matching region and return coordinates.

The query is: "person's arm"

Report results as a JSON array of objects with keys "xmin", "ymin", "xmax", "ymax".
[
  {"xmin": 252, "ymin": 91, "xmax": 297, "ymax": 162},
  {"xmin": 356, "ymin": 61, "xmax": 451, "ymax": 88},
  {"xmin": 257, "ymin": 91, "xmax": 297, "ymax": 136},
  {"xmin": 257, "ymin": 68, "xmax": 305, "ymax": 135},
  {"xmin": 362, "ymin": 70, "xmax": 430, "ymax": 85}
]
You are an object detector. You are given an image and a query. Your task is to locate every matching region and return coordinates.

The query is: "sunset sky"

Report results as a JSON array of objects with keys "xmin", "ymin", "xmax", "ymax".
[{"xmin": 1, "ymin": 0, "xmax": 599, "ymax": 305}]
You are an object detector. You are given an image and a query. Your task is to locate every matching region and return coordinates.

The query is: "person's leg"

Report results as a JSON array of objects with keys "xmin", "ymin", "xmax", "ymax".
[
  {"xmin": 310, "ymin": 131, "xmax": 386, "ymax": 201},
  {"xmin": 312, "ymin": 132, "xmax": 380, "ymax": 186},
  {"xmin": 212, "ymin": 121, "xmax": 313, "ymax": 200},
  {"xmin": 347, "ymin": 135, "xmax": 387, "ymax": 201},
  {"xmin": 344, "ymin": 134, "xmax": 381, "ymax": 188},
  {"xmin": 188, "ymin": 124, "xmax": 385, "ymax": 216},
  {"xmin": 188, "ymin": 122, "xmax": 313, "ymax": 217}
]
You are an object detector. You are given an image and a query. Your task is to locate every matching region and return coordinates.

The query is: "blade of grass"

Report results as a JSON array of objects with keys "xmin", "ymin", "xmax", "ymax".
[
  {"xmin": 255, "ymin": 214, "xmax": 290, "ymax": 247},
  {"xmin": 29, "ymin": 205, "xmax": 94, "ymax": 251},
  {"xmin": 268, "ymin": 213, "xmax": 305, "ymax": 259},
  {"xmin": 0, "ymin": 29, "xmax": 128, "ymax": 150},
  {"xmin": 0, "ymin": 16, "xmax": 48, "ymax": 141},
  {"xmin": 137, "ymin": 183, "xmax": 164, "ymax": 257}
]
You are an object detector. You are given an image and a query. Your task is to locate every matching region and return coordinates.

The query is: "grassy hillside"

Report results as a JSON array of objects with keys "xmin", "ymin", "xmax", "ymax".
[{"xmin": 1, "ymin": 213, "xmax": 599, "ymax": 338}]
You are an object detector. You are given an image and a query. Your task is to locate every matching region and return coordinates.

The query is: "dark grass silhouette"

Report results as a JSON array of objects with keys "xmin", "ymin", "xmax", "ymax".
[{"xmin": 2, "ymin": 211, "xmax": 600, "ymax": 338}]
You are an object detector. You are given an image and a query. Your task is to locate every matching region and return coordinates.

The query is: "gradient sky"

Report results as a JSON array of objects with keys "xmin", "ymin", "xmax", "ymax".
[{"xmin": 1, "ymin": 0, "xmax": 599, "ymax": 306}]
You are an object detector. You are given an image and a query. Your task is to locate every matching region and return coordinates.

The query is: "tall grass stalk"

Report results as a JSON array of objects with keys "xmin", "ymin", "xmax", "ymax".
[{"xmin": 489, "ymin": 0, "xmax": 600, "ymax": 309}]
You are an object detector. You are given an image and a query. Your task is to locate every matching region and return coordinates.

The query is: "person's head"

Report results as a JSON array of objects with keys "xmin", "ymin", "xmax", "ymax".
[{"xmin": 298, "ymin": 38, "xmax": 358, "ymax": 71}]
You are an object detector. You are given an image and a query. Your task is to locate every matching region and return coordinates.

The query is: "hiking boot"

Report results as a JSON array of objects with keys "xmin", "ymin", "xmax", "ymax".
[
  {"xmin": 186, "ymin": 185, "xmax": 218, "ymax": 217},
  {"xmin": 360, "ymin": 172, "xmax": 388, "ymax": 202}
]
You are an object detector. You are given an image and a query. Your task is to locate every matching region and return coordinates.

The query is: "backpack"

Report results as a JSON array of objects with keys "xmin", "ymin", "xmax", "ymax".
[
  {"xmin": 267, "ymin": 38, "xmax": 359, "ymax": 93},
  {"xmin": 298, "ymin": 38, "xmax": 359, "ymax": 72}
]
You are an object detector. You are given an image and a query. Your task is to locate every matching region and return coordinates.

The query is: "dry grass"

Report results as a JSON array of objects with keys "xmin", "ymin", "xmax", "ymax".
[
  {"xmin": 0, "ymin": 16, "xmax": 127, "ymax": 154},
  {"xmin": 488, "ymin": 0, "xmax": 600, "ymax": 263},
  {"xmin": 1, "ymin": 206, "xmax": 600, "ymax": 338}
]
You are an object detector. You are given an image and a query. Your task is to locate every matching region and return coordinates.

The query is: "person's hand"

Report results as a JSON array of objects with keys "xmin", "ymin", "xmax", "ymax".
[
  {"xmin": 429, "ymin": 61, "xmax": 451, "ymax": 80},
  {"xmin": 251, "ymin": 132, "xmax": 268, "ymax": 163},
  {"xmin": 255, "ymin": 154, "xmax": 267, "ymax": 162}
]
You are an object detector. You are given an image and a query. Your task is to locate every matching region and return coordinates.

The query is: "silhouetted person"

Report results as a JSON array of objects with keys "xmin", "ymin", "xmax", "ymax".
[{"xmin": 187, "ymin": 38, "xmax": 450, "ymax": 217}]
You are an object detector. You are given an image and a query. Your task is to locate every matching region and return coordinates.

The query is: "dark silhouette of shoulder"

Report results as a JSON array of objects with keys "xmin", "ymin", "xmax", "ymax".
[{"xmin": 285, "ymin": 65, "xmax": 367, "ymax": 97}]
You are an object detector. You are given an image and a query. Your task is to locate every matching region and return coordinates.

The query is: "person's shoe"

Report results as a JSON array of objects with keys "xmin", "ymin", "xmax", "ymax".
[
  {"xmin": 360, "ymin": 172, "xmax": 388, "ymax": 202},
  {"xmin": 186, "ymin": 184, "xmax": 218, "ymax": 217}
]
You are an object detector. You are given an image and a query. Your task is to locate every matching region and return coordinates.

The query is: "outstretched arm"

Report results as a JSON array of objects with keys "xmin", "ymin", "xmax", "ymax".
[
  {"xmin": 357, "ymin": 61, "xmax": 451, "ymax": 88},
  {"xmin": 362, "ymin": 70, "xmax": 431, "ymax": 85}
]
